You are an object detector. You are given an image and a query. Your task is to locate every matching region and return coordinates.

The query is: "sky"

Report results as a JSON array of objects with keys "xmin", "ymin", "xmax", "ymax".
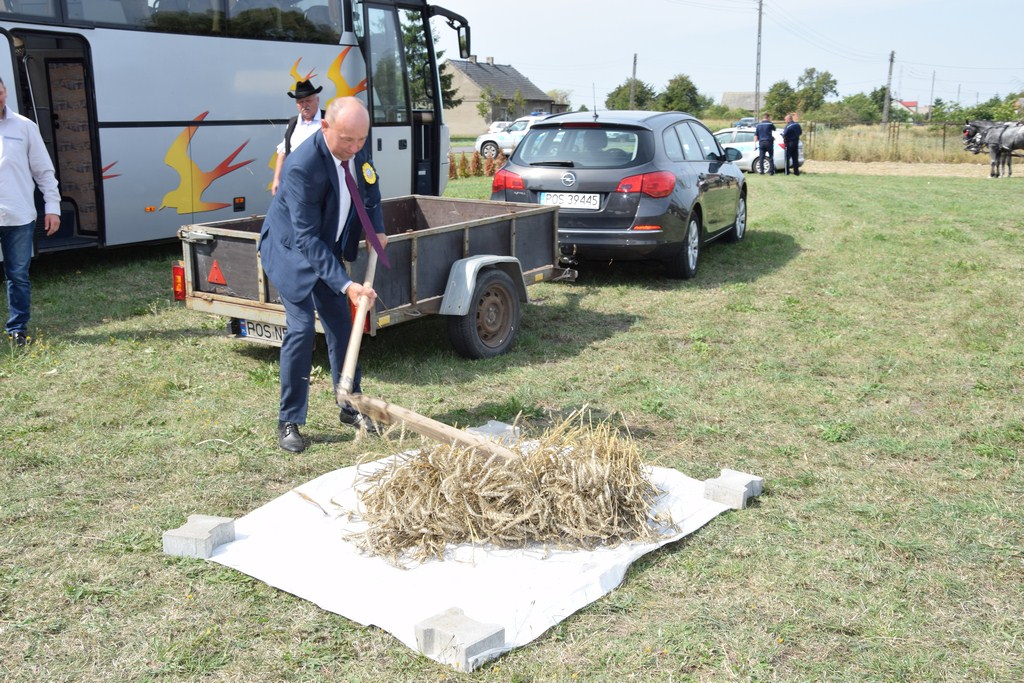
[{"xmin": 430, "ymin": 0, "xmax": 1023, "ymax": 112}]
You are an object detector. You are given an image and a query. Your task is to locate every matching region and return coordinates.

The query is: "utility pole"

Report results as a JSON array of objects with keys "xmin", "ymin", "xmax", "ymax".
[
  {"xmin": 928, "ymin": 70, "xmax": 935, "ymax": 122},
  {"xmin": 881, "ymin": 50, "xmax": 894, "ymax": 126},
  {"xmin": 754, "ymin": 0, "xmax": 763, "ymax": 118},
  {"xmin": 629, "ymin": 53, "xmax": 637, "ymax": 110}
]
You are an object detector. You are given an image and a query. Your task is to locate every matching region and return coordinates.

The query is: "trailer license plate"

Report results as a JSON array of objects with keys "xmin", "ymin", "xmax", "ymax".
[
  {"xmin": 237, "ymin": 318, "xmax": 286, "ymax": 344},
  {"xmin": 539, "ymin": 192, "xmax": 600, "ymax": 210}
]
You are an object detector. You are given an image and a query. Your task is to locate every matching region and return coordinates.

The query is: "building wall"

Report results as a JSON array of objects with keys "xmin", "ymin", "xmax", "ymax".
[{"xmin": 444, "ymin": 69, "xmax": 487, "ymax": 138}]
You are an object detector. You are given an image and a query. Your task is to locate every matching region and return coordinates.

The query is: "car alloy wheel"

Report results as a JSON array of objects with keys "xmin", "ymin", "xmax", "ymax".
[{"xmin": 481, "ymin": 142, "xmax": 499, "ymax": 159}]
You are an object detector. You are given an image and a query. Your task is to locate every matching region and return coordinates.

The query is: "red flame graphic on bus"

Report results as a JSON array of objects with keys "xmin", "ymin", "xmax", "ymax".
[{"xmin": 161, "ymin": 112, "xmax": 254, "ymax": 213}]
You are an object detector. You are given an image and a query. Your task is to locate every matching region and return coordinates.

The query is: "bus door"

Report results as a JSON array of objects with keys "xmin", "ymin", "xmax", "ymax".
[
  {"xmin": 9, "ymin": 30, "xmax": 101, "ymax": 252},
  {"xmin": 399, "ymin": 5, "xmax": 443, "ymax": 196},
  {"xmin": 363, "ymin": 3, "xmax": 412, "ymax": 197}
]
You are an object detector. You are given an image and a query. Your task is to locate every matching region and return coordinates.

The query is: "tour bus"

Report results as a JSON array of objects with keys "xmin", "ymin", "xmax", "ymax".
[{"xmin": 0, "ymin": 0, "xmax": 469, "ymax": 256}]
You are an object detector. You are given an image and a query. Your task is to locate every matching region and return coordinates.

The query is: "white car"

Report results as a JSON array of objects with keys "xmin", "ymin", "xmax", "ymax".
[
  {"xmin": 474, "ymin": 115, "xmax": 549, "ymax": 159},
  {"xmin": 714, "ymin": 126, "xmax": 805, "ymax": 174},
  {"xmin": 486, "ymin": 120, "xmax": 510, "ymax": 134}
]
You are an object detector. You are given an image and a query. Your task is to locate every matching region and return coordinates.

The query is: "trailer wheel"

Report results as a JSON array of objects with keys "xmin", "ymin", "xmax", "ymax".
[{"xmin": 447, "ymin": 269, "xmax": 521, "ymax": 359}]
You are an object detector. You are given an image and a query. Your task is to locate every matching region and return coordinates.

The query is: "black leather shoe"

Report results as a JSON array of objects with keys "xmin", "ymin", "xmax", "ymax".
[
  {"xmin": 277, "ymin": 421, "xmax": 305, "ymax": 453},
  {"xmin": 8, "ymin": 331, "xmax": 27, "ymax": 347},
  {"xmin": 340, "ymin": 406, "xmax": 380, "ymax": 435}
]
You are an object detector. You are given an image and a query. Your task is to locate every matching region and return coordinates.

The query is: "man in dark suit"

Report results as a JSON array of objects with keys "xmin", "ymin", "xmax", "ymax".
[
  {"xmin": 754, "ymin": 112, "xmax": 777, "ymax": 175},
  {"xmin": 782, "ymin": 112, "xmax": 802, "ymax": 175},
  {"xmin": 258, "ymin": 97, "xmax": 388, "ymax": 453}
]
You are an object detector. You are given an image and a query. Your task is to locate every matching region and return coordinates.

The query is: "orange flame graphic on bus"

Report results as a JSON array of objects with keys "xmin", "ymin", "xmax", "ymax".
[
  {"xmin": 326, "ymin": 46, "xmax": 368, "ymax": 102},
  {"xmin": 161, "ymin": 112, "xmax": 254, "ymax": 213}
]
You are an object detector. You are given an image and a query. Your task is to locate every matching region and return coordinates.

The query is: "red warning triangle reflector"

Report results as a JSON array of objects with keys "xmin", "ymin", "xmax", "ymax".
[{"xmin": 208, "ymin": 260, "xmax": 226, "ymax": 285}]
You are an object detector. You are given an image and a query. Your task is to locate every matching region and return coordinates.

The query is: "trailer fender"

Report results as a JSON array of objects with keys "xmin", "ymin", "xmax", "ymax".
[{"xmin": 439, "ymin": 256, "xmax": 527, "ymax": 316}]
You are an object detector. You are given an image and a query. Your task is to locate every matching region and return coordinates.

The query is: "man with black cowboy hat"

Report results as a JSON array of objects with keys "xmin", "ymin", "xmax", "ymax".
[{"xmin": 272, "ymin": 79, "xmax": 326, "ymax": 195}]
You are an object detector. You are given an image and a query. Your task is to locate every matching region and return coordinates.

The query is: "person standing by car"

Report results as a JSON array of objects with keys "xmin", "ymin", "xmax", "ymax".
[
  {"xmin": 783, "ymin": 113, "xmax": 802, "ymax": 176},
  {"xmin": 0, "ymin": 77, "xmax": 61, "ymax": 348},
  {"xmin": 754, "ymin": 113, "xmax": 777, "ymax": 175},
  {"xmin": 271, "ymin": 79, "xmax": 325, "ymax": 195}
]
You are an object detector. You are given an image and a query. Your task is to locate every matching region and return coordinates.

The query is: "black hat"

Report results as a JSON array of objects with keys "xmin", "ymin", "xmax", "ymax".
[{"xmin": 289, "ymin": 80, "xmax": 322, "ymax": 99}]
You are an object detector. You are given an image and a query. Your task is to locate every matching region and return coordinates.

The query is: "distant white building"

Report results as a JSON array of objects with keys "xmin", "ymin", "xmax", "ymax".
[{"xmin": 443, "ymin": 56, "xmax": 567, "ymax": 137}]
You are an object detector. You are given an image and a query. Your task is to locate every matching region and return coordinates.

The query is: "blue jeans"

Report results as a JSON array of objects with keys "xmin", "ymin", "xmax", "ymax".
[{"xmin": 0, "ymin": 222, "xmax": 35, "ymax": 335}]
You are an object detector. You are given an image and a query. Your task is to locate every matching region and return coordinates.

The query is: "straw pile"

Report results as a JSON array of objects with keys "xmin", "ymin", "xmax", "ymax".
[{"xmin": 350, "ymin": 413, "xmax": 669, "ymax": 566}]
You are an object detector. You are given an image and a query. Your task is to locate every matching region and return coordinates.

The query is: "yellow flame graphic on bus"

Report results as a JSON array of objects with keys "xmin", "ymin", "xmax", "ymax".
[
  {"xmin": 326, "ymin": 46, "xmax": 368, "ymax": 103},
  {"xmin": 161, "ymin": 112, "xmax": 254, "ymax": 214},
  {"xmin": 289, "ymin": 59, "xmax": 317, "ymax": 89}
]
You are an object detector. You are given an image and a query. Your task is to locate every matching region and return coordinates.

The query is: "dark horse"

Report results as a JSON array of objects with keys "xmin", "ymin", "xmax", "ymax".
[{"xmin": 963, "ymin": 120, "xmax": 1024, "ymax": 178}]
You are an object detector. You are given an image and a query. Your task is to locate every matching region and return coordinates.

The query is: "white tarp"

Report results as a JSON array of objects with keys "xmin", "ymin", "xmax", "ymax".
[{"xmin": 209, "ymin": 457, "xmax": 732, "ymax": 668}]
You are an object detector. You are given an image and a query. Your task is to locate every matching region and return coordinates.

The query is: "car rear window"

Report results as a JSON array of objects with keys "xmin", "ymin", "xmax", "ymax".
[{"xmin": 513, "ymin": 127, "xmax": 651, "ymax": 168}]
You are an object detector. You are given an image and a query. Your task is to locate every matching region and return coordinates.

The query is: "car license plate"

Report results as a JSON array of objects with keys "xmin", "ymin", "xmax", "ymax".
[
  {"xmin": 539, "ymin": 192, "xmax": 600, "ymax": 211},
  {"xmin": 237, "ymin": 318, "xmax": 286, "ymax": 345}
]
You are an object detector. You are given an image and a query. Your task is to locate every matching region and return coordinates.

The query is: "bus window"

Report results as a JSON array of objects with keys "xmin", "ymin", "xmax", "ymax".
[
  {"xmin": 366, "ymin": 5, "xmax": 408, "ymax": 125},
  {"xmin": 148, "ymin": 0, "xmax": 224, "ymax": 35},
  {"xmin": 400, "ymin": 9, "xmax": 432, "ymax": 111},
  {"xmin": 2, "ymin": 0, "xmax": 58, "ymax": 18}
]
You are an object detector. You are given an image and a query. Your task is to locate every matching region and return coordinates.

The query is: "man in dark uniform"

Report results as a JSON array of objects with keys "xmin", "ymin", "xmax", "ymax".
[
  {"xmin": 783, "ymin": 112, "xmax": 803, "ymax": 175},
  {"xmin": 258, "ymin": 97, "xmax": 388, "ymax": 453},
  {"xmin": 754, "ymin": 112, "xmax": 777, "ymax": 175}
]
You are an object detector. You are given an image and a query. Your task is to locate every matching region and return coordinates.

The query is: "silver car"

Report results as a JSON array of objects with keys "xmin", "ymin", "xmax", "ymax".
[{"xmin": 714, "ymin": 126, "xmax": 804, "ymax": 174}]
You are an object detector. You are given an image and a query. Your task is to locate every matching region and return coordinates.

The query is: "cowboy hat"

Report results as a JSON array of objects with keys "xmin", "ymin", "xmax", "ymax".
[{"xmin": 288, "ymin": 80, "xmax": 322, "ymax": 99}]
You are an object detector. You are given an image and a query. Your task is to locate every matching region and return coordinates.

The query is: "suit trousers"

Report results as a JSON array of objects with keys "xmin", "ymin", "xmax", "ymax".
[{"xmin": 278, "ymin": 276, "xmax": 361, "ymax": 425}]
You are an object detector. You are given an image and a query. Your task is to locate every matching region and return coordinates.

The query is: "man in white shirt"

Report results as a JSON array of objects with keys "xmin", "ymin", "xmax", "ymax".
[
  {"xmin": 0, "ymin": 77, "xmax": 61, "ymax": 347},
  {"xmin": 271, "ymin": 79, "xmax": 324, "ymax": 195}
]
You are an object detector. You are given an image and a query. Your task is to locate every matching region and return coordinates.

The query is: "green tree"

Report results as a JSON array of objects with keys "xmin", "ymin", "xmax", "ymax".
[
  {"xmin": 402, "ymin": 11, "xmax": 461, "ymax": 110},
  {"xmin": 840, "ymin": 92, "xmax": 881, "ymax": 124},
  {"xmin": 763, "ymin": 81, "xmax": 797, "ymax": 118},
  {"xmin": 963, "ymin": 93, "xmax": 1021, "ymax": 122},
  {"xmin": 659, "ymin": 74, "xmax": 712, "ymax": 115},
  {"xmin": 796, "ymin": 68, "xmax": 838, "ymax": 111},
  {"xmin": 475, "ymin": 86, "xmax": 510, "ymax": 122},
  {"xmin": 547, "ymin": 89, "xmax": 572, "ymax": 109},
  {"xmin": 868, "ymin": 86, "xmax": 889, "ymax": 113},
  {"xmin": 605, "ymin": 78, "xmax": 658, "ymax": 110}
]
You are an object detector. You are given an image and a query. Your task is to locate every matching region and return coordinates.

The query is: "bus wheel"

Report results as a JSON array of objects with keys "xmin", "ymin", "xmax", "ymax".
[{"xmin": 447, "ymin": 269, "xmax": 520, "ymax": 359}]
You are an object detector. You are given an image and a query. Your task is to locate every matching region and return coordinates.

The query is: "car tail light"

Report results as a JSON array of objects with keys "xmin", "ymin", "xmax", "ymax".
[
  {"xmin": 172, "ymin": 261, "xmax": 186, "ymax": 301},
  {"xmin": 492, "ymin": 168, "xmax": 524, "ymax": 192},
  {"xmin": 615, "ymin": 171, "xmax": 675, "ymax": 198}
]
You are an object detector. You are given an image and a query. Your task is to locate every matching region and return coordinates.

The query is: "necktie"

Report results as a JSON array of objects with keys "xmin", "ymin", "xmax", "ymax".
[{"xmin": 342, "ymin": 161, "xmax": 390, "ymax": 269}]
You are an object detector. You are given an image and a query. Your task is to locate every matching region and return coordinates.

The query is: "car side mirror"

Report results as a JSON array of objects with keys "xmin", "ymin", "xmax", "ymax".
[{"xmin": 725, "ymin": 147, "xmax": 743, "ymax": 162}]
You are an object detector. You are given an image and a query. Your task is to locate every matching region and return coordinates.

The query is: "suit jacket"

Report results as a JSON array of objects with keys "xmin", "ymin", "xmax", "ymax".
[
  {"xmin": 259, "ymin": 130, "xmax": 384, "ymax": 303},
  {"xmin": 783, "ymin": 122, "xmax": 802, "ymax": 146}
]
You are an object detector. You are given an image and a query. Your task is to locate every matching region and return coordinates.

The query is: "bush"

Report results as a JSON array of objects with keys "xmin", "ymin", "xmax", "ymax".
[{"xmin": 470, "ymin": 151, "xmax": 483, "ymax": 177}]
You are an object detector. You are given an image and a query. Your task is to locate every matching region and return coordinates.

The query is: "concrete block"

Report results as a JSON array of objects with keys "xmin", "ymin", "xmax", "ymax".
[
  {"xmin": 414, "ymin": 607, "xmax": 505, "ymax": 672},
  {"xmin": 466, "ymin": 420, "xmax": 520, "ymax": 446},
  {"xmin": 704, "ymin": 469, "xmax": 764, "ymax": 510},
  {"xmin": 163, "ymin": 515, "xmax": 235, "ymax": 559}
]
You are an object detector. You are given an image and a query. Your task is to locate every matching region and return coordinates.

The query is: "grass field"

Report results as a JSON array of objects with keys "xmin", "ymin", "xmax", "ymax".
[{"xmin": 1, "ymin": 169, "xmax": 1022, "ymax": 681}]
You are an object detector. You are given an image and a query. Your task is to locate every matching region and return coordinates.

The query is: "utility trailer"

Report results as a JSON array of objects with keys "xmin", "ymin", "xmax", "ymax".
[{"xmin": 174, "ymin": 196, "xmax": 574, "ymax": 358}]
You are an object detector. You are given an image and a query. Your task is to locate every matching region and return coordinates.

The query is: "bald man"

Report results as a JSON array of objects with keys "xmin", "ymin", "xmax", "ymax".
[{"xmin": 258, "ymin": 97, "xmax": 388, "ymax": 453}]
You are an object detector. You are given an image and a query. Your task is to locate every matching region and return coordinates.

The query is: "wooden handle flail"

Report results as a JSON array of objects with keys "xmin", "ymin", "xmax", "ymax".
[
  {"xmin": 334, "ymin": 248, "xmax": 517, "ymax": 460},
  {"xmin": 338, "ymin": 249, "xmax": 378, "ymax": 398}
]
